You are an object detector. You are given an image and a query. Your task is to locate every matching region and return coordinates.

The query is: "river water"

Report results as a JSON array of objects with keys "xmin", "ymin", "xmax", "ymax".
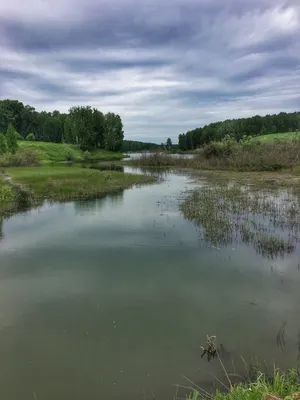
[{"xmin": 0, "ymin": 167, "xmax": 300, "ymax": 400}]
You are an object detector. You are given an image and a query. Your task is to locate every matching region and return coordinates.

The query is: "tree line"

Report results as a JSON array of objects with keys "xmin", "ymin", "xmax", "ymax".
[
  {"xmin": 0, "ymin": 99, "xmax": 124, "ymax": 151},
  {"xmin": 178, "ymin": 111, "xmax": 300, "ymax": 150}
]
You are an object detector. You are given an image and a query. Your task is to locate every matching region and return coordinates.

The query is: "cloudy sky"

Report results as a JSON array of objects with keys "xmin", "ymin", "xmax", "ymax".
[{"xmin": 1, "ymin": 0, "xmax": 300, "ymax": 142}]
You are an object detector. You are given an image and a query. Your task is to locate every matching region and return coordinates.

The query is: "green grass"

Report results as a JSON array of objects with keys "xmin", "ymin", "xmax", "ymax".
[
  {"xmin": 0, "ymin": 177, "xmax": 15, "ymax": 211},
  {"xmin": 18, "ymin": 141, "xmax": 82, "ymax": 162},
  {"xmin": 187, "ymin": 369, "xmax": 300, "ymax": 400},
  {"xmin": 252, "ymin": 132, "xmax": 300, "ymax": 142},
  {"xmin": 18, "ymin": 141, "xmax": 125, "ymax": 163},
  {"xmin": 7, "ymin": 166, "xmax": 154, "ymax": 202}
]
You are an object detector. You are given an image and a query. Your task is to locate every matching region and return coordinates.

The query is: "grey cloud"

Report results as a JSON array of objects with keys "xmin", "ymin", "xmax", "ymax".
[{"xmin": 0, "ymin": 0, "xmax": 300, "ymax": 141}]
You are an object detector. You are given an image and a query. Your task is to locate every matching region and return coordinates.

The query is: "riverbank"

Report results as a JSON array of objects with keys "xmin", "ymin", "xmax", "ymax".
[
  {"xmin": 130, "ymin": 138, "xmax": 300, "ymax": 172},
  {"xmin": 0, "ymin": 166, "xmax": 154, "ymax": 213},
  {"xmin": 187, "ymin": 368, "xmax": 300, "ymax": 400}
]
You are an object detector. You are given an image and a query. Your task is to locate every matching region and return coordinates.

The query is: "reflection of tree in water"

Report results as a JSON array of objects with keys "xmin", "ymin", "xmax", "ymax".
[
  {"xmin": 0, "ymin": 218, "xmax": 2, "ymax": 240},
  {"xmin": 74, "ymin": 191, "xmax": 124, "ymax": 215},
  {"xmin": 127, "ymin": 166, "xmax": 170, "ymax": 180}
]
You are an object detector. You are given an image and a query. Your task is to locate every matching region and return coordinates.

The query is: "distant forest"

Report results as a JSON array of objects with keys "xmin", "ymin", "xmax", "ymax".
[
  {"xmin": 178, "ymin": 111, "xmax": 300, "ymax": 151},
  {"xmin": 0, "ymin": 99, "xmax": 125, "ymax": 152}
]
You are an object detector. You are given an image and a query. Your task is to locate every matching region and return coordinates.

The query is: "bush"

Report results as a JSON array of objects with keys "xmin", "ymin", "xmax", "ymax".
[
  {"xmin": 0, "ymin": 132, "xmax": 7, "ymax": 154},
  {"xmin": 15, "ymin": 132, "xmax": 24, "ymax": 141},
  {"xmin": 63, "ymin": 147, "xmax": 75, "ymax": 162},
  {"xmin": 6, "ymin": 124, "xmax": 18, "ymax": 154},
  {"xmin": 0, "ymin": 149, "xmax": 41, "ymax": 167},
  {"xmin": 203, "ymin": 138, "xmax": 236, "ymax": 159},
  {"xmin": 83, "ymin": 150, "xmax": 91, "ymax": 161},
  {"xmin": 26, "ymin": 133, "xmax": 36, "ymax": 141}
]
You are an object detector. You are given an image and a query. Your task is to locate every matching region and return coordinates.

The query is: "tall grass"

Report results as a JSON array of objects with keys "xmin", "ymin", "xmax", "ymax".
[
  {"xmin": 130, "ymin": 153, "xmax": 194, "ymax": 168},
  {"xmin": 132, "ymin": 139, "xmax": 300, "ymax": 172},
  {"xmin": 197, "ymin": 139, "xmax": 300, "ymax": 171},
  {"xmin": 0, "ymin": 149, "xmax": 41, "ymax": 167},
  {"xmin": 186, "ymin": 369, "xmax": 300, "ymax": 400}
]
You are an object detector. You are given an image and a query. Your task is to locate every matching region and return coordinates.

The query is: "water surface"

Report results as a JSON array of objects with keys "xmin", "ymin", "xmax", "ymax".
[{"xmin": 0, "ymin": 168, "xmax": 300, "ymax": 400}]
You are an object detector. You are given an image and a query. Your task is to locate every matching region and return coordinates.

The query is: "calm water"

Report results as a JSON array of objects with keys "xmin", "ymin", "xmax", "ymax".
[
  {"xmin": 125, "ymin": 152, "xmax": 195, "ymax": 160},
  {"xmin": 0, "ymin": 168, "xmax": 300, "ymax": 400}
]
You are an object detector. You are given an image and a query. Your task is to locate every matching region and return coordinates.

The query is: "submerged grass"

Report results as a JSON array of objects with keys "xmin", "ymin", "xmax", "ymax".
[{"xmin": 180, "ymin": 183, "xmax": 299, "ymax": 258}]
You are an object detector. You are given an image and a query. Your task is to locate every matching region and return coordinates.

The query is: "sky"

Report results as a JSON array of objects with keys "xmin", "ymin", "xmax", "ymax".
[{"xmin": 1, "ymin": 0, "xmax": 300, "ymax": 143}]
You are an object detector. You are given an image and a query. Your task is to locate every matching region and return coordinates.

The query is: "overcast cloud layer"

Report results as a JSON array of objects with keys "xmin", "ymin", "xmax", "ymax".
[{"xmin": 1, "ymin": 0, "xmax": 300, "ymax": 142}]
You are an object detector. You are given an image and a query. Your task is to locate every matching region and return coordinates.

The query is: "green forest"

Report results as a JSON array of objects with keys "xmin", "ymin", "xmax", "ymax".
[
  {"xmin": 178, "ymin": 111, "xmax": 300, "ymax": 150},
  {"xmin": 0, "ymin": 99, "xmax": 124, "ymax": 152}
]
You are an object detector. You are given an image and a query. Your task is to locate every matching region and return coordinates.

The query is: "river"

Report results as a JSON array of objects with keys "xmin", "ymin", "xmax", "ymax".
[{"xmin": 0, "ymin": 167, "xmax": 300, "ymax": 399}]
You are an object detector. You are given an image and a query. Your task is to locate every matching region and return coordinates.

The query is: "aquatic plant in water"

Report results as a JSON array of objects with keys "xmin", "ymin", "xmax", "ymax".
[{"xmin": 180, "ymin": 184, "xmax": 299, "ymax": 258}]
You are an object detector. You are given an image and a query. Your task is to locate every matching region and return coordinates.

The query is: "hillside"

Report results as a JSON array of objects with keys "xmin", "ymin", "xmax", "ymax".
[
  {"xmin": 251, "ymin": 132, "xmax": 300, "ymax": 141},
  {"xmin": 18, "ymin": 141, "xmax": 125, "ymax": 162}
]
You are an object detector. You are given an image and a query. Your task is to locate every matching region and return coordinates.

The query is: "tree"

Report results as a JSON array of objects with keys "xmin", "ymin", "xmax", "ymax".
[
  {"xmin": 104, "ymin": 113, "xmax": 124, "ymax": 151},
  {"xmin": 271, "ymin": 124, "xmax": 277, "ymax": 133},
  {"xmin": 166, "ymin": 138, "xmax": 172, "ymax": 151},
  {"xmin": 93, "ymin": 109, "xmax": 105, "ymax": 149},
  {"xmin": 66, "ymin": 106, "xmax": 95, "ymax": 150},
  {"xmin": 178, "ymin": 134, "xmax": 187, "ymax": 151},
  {"xmin": 6, "ymin": 123, "xmax": 18, "ymax": 154},
  {"xmin": 26, "ymin": 133, "xmax": 36, "ymax": 141},
  {"xmin": 0, "ymin": 132, "xmax": 7, "ymax": 154}
]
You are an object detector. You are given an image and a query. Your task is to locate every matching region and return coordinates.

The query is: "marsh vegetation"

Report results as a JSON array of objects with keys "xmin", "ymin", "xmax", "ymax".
[
  {"xmin": 131, "ymin": 136, "xmax": 300, "ymax": 172},
  {"xmin": 180, "ymin": 180, "xmax": 300, "ymax": 258}
]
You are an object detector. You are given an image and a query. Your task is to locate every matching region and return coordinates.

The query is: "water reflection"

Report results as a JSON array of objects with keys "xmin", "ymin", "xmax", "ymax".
[
  {"xmin": 74, "ymin": 191, "xmax": 124, "ymax": 215},
  {"xmin": 0, "ymin": 217, "xmax": 3, "ymax": 241},
  {"xmin": 89, "ymin": 163, "xmax": 125, "ymax": 172},
  {"xmin": 0, "ymin": 171, "xmax": 300, "ymax": 400}
]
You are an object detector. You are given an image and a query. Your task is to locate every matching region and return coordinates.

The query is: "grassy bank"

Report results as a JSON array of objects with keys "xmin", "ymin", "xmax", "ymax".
[
  {"xmin": 0, "ymin": 166, "xmax": 154, "ymax": 212},
  {"xmin": 131, "ymin": 138, "xmax": 300, "ymax": 172},
  {"xmin": 187, "ymin": 369, "xmax": 300, "ymax": 400},
  {"xmin": 18, "ymin": 141, "xmax": 125, "ymax": 163},
  {"xmin": 196, "ymin": 138, "xmax": 300, "ymax": 171}
]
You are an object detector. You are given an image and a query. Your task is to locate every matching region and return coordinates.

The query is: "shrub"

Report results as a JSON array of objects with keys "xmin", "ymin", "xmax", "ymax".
[
  {"xmin": 203, "ymin": 138, "xmax": 236, "ymax": 159},
  {"xmin": 63, "ymin": 147, "xmax": 75, "ymax": 161},
  {"xmin": 6, "ymin": 124, "xmax": 18, "ymax": 154},
  {"xmin": 15, "ymin": 132, "xmax": 24, "ymax": 141},
  {"xmin": 83, "ymin": 150, "xmax": 91, "ymax": 161},
  {"xmin": 0, "ymin": 149, "xmax": 41, "ymax": 167},
  {"xmin": 0, "ymin": 132, "xmax": 7, "ymax": 154},
  {"xmin": 26, "ymin": 133, "xmax": 36, "ymax": 141}
]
